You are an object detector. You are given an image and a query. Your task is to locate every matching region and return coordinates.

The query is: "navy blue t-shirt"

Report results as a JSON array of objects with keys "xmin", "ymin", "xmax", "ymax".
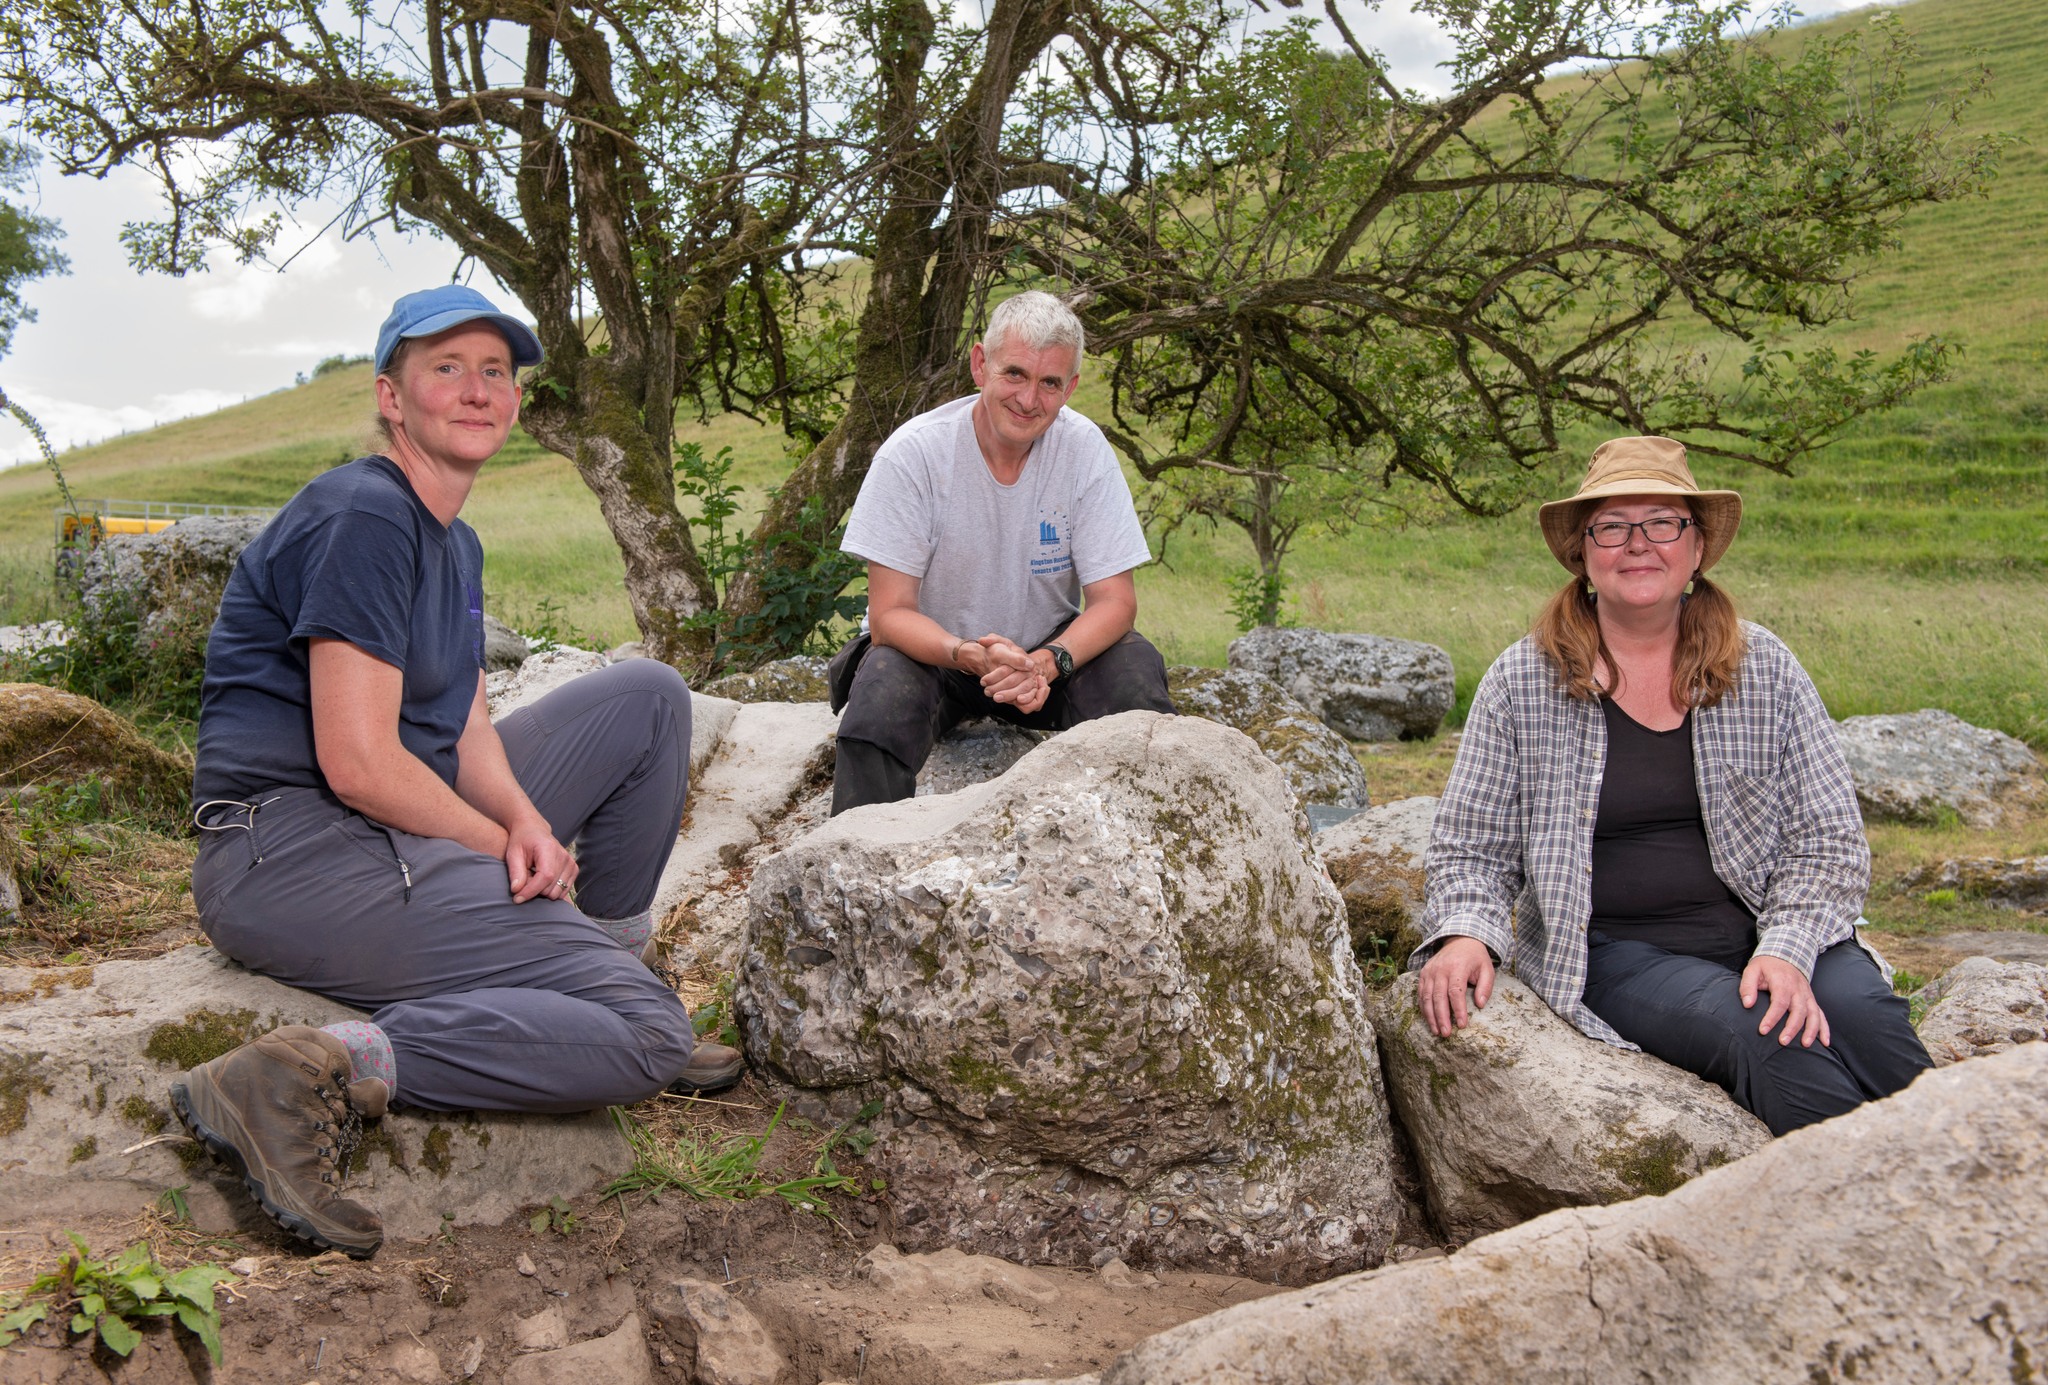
[{"xmin": 193, "ymin": 456, "xmax": 486, "ymax": 804}]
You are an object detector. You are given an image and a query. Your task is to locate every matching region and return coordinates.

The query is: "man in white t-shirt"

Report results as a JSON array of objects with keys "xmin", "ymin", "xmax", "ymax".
[{"xmin": 829, "ymin": 291, "xmax": 1175, "ymax": 814}]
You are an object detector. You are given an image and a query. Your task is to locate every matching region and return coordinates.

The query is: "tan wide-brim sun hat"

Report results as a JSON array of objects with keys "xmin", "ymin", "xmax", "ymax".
[{"xmin": 1538, "ymin": 436, "xmax": 1743, "ymax": 577}]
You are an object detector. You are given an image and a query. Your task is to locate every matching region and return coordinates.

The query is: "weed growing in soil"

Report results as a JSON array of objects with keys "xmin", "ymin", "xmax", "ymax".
[
  {"xmin": 528, "ymin": 1196, "xmax": 579, "ymax": 1238},
  {"xmin": 0, "ymin": 1233, "xmax": 232, "ymax": 1364}
]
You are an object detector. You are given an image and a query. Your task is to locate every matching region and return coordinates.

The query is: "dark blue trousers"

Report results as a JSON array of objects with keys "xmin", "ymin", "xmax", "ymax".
[{"xmin": 1583, "ymin": 932, "xmax": 1932, "ymax": 1136}]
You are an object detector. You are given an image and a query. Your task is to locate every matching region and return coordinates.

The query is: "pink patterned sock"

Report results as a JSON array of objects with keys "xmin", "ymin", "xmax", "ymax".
[
  {"xmin": 590, "ymin": 910, "xmax": 653, "ymax": 953},
  {"xmin": 320, "ymin": 1020, "xmax": 396, "ymax": 1091}
]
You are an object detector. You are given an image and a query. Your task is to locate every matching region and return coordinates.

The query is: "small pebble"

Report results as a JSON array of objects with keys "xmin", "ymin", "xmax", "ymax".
[
  {"xmin": 229, "ymin": 1257, "xmax": 262, "ymax": 1276},
  {"xmin": 516, "ymin": 1253, "xmax": 538, "ymax": 1277}
]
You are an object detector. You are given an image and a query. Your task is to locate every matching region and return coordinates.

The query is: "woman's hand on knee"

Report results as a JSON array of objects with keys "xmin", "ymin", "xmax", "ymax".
[
  {"xmin": 1740, "ymin": 954, "xmax": 1831, "ymax": 1048},
  {"xmin": 1417, "ymin": 937, "xmax": 1496, "ymax": 1039},
  {"xmin": 505, "ymin": 813, "xmax": 578, "ymax": 904}
]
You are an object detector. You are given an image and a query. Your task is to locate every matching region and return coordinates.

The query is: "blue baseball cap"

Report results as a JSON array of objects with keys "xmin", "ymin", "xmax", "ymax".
[{"xmin": 374, "ymin": 284, "xmax": 544, "ymax": 373}]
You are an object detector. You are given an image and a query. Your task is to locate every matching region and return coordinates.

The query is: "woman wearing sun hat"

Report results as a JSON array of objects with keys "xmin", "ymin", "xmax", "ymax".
[{"xmin": 1412, "ymin": 436, "xmax": 1930, "ymax": 1135}]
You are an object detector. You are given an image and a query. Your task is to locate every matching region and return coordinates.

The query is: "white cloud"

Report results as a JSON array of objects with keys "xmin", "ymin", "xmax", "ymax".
[{"xmin": 0, "ymin": 384, "xmax": 251, "ymax": 466}]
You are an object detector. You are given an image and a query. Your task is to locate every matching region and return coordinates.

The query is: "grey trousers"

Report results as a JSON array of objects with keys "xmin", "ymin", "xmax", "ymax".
[
  {"xmin": 1582, "ymin": 932, "xmax": 1933, "ymax": 1136},
  {"xmin": 831, "ymin": 630, "xmax": 1176, "ymax": 814},
  {"xmin": 192, "ymin": 660, "xmax": 697, "ymax": 1114}
]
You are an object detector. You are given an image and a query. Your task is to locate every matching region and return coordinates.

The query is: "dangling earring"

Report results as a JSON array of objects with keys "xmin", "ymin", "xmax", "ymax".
[
  {"xmin": 1584, "ymin": 581, "xmax": 1597, "ymax": 602},
  {"xmin": 1683, "ymin": 570, "xmax": 1698, "ymax": 597}
]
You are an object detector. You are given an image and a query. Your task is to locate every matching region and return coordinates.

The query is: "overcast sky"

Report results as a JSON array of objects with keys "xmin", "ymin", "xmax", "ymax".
[{"xmin": 0, "ymin": 0, "xmax": 1885, "ymax": 465}]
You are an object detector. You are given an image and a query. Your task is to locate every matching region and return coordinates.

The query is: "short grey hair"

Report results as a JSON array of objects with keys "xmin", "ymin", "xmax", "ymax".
[{"xmin": 983, "ymin": 291, "xmax": 1085, "ymax": 372}]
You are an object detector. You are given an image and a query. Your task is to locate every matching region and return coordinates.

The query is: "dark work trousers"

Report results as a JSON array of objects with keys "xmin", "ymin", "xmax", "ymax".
[
  {"xmin": 831, "ymin": 631, "xmax": 1175, "ymax": 815},
  {"xmin": 1582, "ymin": 931, "xmax": 1933, "ymax": 1136},
  {"xmin": 191, "ymin": 659, "xmax": 696, "ymax": 1113}
]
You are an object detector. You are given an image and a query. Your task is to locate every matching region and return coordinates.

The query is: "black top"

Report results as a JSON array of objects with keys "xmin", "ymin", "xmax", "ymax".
[
  {"xmin": 193, "ymin": 456, "xmax": 486, "ymax": 805},
  {"xmin": 1589, "ymin": 697, "xmax": 1757, "ymax": 959}
]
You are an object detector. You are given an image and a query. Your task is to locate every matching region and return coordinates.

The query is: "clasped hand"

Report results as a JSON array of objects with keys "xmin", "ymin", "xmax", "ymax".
[
  {"xmin": 962, "ymin": 634, "xmax": 1050, "ymax": 714},
  {"xmin": 503, "ymin": 813, "xmax": 577, "ymax": 904}
]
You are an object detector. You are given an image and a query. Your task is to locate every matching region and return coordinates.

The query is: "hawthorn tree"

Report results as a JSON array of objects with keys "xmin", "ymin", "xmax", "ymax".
[{"xmin": 0, "ymin": 0, "xmax": 1996, "ymax": 671}]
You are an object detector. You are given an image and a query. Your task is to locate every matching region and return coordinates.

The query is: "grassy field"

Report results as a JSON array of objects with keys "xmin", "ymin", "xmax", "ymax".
[{"xmin": 1, "ymin": 0, "xmax": 2043, "ymax": 750}]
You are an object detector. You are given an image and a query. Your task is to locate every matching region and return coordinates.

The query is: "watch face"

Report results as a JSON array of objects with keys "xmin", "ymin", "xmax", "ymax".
[{"xmin": 1049, "ymin": 644, "xmax": 1074, "ymax": 678}]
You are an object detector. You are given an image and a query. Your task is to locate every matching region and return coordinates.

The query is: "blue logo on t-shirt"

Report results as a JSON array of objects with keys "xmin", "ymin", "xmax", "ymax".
[{"xmin": 1031, "ymin": 508, "xmax": 1073, "ymax": 576}]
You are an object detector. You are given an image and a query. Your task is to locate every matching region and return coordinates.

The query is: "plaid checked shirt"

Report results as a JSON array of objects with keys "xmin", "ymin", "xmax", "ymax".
[{"xmin": 1419, "ymin": 623, "xmax": 1869, "ymax": 1047}]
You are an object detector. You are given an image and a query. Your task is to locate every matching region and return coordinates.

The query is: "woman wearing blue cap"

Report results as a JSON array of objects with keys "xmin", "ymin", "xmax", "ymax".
[{"xmin": 168, "ymin": 285, "xmax": 742, "ymax": 1258}]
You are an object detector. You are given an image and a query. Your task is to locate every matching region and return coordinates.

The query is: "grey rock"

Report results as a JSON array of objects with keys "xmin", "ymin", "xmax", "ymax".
[
  {"xmin": 1916, "ymin": 956, "xmax": 2048, "ymax": 1067},
  {"xmin": 0, "ymin": 816, "xmax": 21, "ymax": 923},
  {"xmin": 1834, "ymin": 708, "xmax": 2042, "ymax": 827},
  {"xmin": 915, "ymin": 718, "xmax": 1043, "ymax": 798},
  {"xmin": 513, "ymin": 1303, "xmax": 571, "ymax": 1352},
  {"xmin": 1370, "ymin": 975, "xmax": 1769, "ymax": 1244},
  {"xmin": 608, "ymin": 640, "xmax": 647, "ymax": 661},
  {"xmin": 481, "ymin": 613, "xmax": 530, "ymax": 672},
  {"xmin": 644, "ymin": 1280, "xmax": 788, "ymax": 1385},
  {"xmin": 1315, "ymin": 797, "xmax": 1438, "ymax": 972},
  {"xmin": 1074, "ymin": 1042, "xmax": 2048, "ymax": 1385},
  {"xmin": 1168, "ymin": 665, "xmax": 1370, "ymax": 811},
  {"xmin": 500, "ymin": 1311, "xmax": 656, "ymax": 1385},
  {"xmin": 701, "ymin": 657, "xmax": 830, "ymax": 704},
  {"xmin": 485, "ymin": 646, "xmax": 610, "ymax": 719},
  {"xmin": 737, "ymin": 711, "xmax": 1402, "ymax": 1282},
  {"xmin": 1924, "ymin": 931, "xmax": 2048, "ymax": 966},
  {"xmin": 1899, "ymin": 855, "xmax": 2048, "ymax": 913},
  {"xmin": 858, "ymin": 1244, "xmax": 1059, "ymax": 1309},
  {"xmin": 0, "ymin": 945, "xmax": 631, "ymax": 1242},
  {"xmin": 0, "ymin": 622, "xmax": 67, "ymax": 657},
  {"xmin": 650, "ymin": 700, "xmax": 839, "ymax": 968},
  {"xmin": 1227, "ymin": 627, "xmax": 1453, "ymax": 741},
  {"xmin": 78, "ymin": 515, "xmax": 268, "ymax": 644}
]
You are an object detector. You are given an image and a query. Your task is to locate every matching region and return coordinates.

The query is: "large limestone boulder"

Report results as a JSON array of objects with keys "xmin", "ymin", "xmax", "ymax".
[
  {"xmin": 1043, "ymin": 1041, "xmax": 2048, "ymax": 1385},
  {"xmin": 1227, "ymin": 627, "xmax": 1453, "ymax": 742},
  {"xmin": 1370, "ymin": 975, "xmax": 1769, "ymax": 1243},
  {"xmin": 0, "ymin": 946, "xmax": 630, "ymax": 1242},
  {"xmin": 700, "ymin": 656, "xmax": 830, "ymax": 704},
  {"xmin": 1916, "ymin": 956, "xmax": 2048, "ymax": 1067},
  {"xmin": 1168, "ymin": 666, "xmax": 1370, "ymax": 811},
  {"xmin": 1835, "ymin": 709, "xmax": 2041, "ymax": 827},
  {"xmin": 1315, "ymin": 797, "xmax": 1437, "ymax": 971},
  {"xmin": 78, "ymin": 514, "xmax": 267, "ymax": 643},
  {"xmin": 0, "ymin": 683, "xmax": 190, "ymax": 818},
  {"xmin": 737, "ymin": 711, "xmax": 1402, "ymax": 1282}
]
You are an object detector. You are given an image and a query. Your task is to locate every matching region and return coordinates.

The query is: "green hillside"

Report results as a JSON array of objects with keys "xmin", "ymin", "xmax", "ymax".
[{"xmin": 2, "ymin": 0, "xmax": 2042, "ymax": 745}]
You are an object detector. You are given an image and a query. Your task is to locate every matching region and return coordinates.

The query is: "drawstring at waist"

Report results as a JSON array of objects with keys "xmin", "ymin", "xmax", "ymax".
[{"xmin": 193, "ymin": 797, "xmax": 282, "ymax": 865}]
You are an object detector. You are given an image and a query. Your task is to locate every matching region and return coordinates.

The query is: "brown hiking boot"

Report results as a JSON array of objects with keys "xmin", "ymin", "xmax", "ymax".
[
  {"xmin": 668, "ymin": 1040, "xmax": 746, "ymax": 1097},
  {"xmin": 169, "ymin": 1026, "xmax": 388, "ymax": 1258}
]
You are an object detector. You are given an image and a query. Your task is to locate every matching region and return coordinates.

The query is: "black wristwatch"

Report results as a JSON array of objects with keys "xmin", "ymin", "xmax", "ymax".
[{"xmin": 1040, "ymin": 642, "xmax": 1074, "ymax": 681}]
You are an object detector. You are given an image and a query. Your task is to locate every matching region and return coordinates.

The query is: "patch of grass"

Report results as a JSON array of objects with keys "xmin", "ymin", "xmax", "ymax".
[
  {"xmin": 0, "ymin": 781, "xmax": 199, "ymax": 966},
  {"xmin": 1861, "ymin": 796, "xmax": 2048, "ymax": 937},
  {"xmin": 602, "ymin": 1102, "xmax": 867, "ymax": 1216},
  {"xmin": 1351, "ymin": 735, "xmax": 1462, "ymax": 804}
]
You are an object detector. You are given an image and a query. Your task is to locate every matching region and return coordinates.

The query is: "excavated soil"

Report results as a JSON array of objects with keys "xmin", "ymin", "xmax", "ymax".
[{"xmin": 0, "ymin": 1085, "xmax": 1294, "ymax": 1385}]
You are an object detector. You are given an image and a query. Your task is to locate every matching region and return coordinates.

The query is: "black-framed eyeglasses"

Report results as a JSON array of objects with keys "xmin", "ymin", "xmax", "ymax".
[{"xmin": 1585, "ymin": 517, "xmax": 1695, "ymax": 548}]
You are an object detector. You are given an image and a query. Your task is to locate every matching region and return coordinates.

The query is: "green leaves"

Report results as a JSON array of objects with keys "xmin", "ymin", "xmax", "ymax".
[{"xmin": 3, "ymin": 1234, "xmax": 233, "ymax": 1364}]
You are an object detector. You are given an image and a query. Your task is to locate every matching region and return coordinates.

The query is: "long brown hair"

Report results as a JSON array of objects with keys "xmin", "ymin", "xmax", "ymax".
[{"xmin": 1530, "ymin": 502, "xmax": 1747, "ymax": 708}]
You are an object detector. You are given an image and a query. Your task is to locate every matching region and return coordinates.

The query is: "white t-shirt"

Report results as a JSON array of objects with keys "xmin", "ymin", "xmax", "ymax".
[{"xmin": 841, "ymin": 396, "xmax": 1153, "ymax": 651}]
